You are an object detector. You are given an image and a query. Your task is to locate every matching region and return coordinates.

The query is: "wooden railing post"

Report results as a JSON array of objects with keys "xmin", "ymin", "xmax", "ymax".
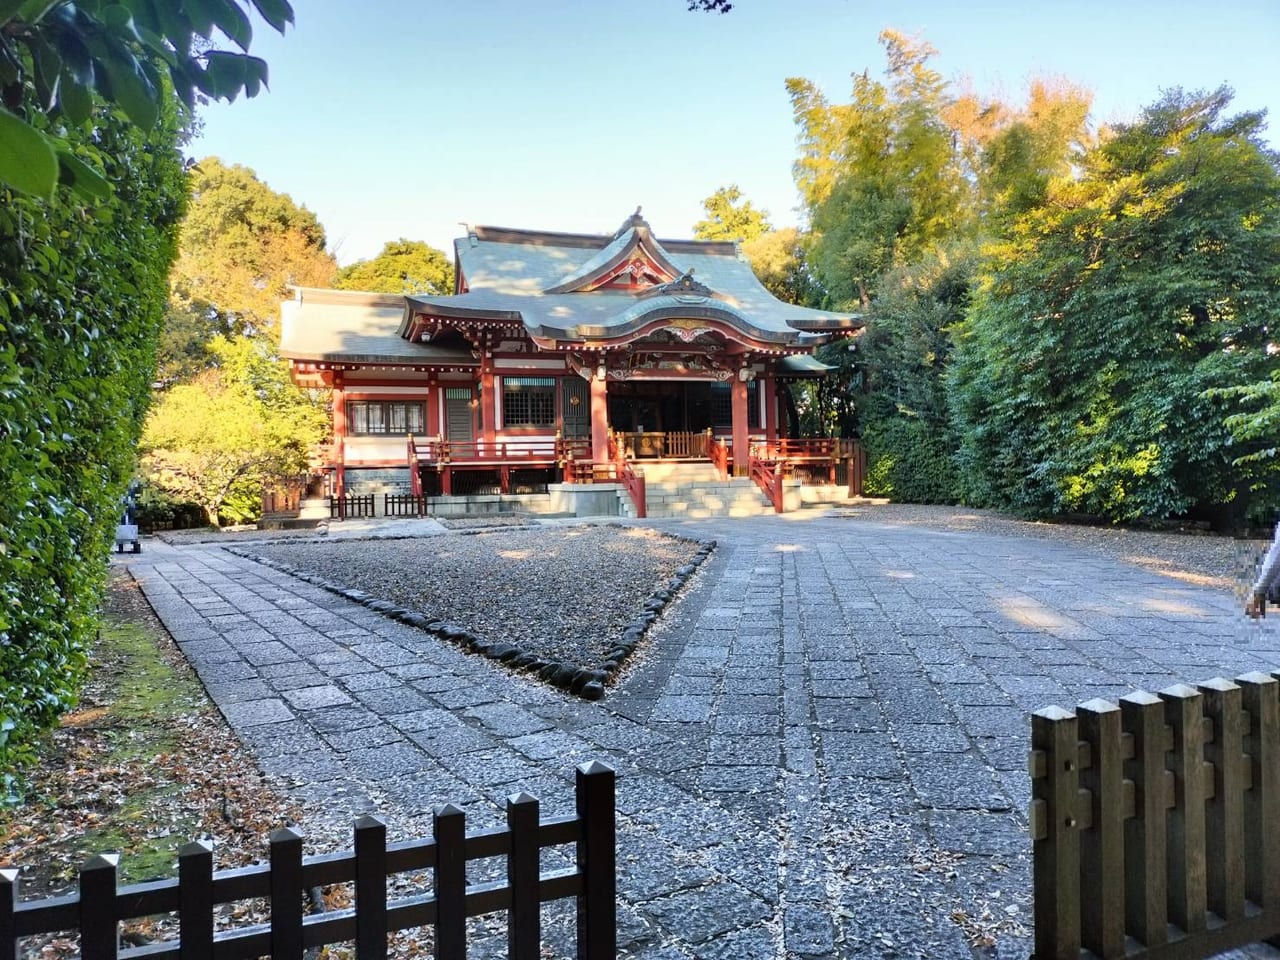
[
  {"xmin": 270, "ymin": 827, "xmax": 305, "ymax": 960},
  {"xmin": 434, "ymin": 804, "xmax": 467, "ymax": 960},
  {"xmin": 1077, "ymin": 698, "xmax": 1125, "ymax": 959},
  {"xmin": 1162, "ymin": 683, "xmax": 1208, "ymax": 935},
  {"xmin": 80, "ymin": 853, "xmax": 119, "ymax": 960},
  {"xmin": 1120, "ymin": 690, "xmax": 1168, "ymax": 948},
  {"xmin": 354, "ymin": 815, "xmax": 388, "ymax": 960},
  {"xmin": 1030, "ymin": 706, "xmax": 1081, "ymax": 960},
  {"xmin": 1, "ymin": 868, "xmax": 18, "ymax": 960},
  {"xmin": 1200, "ymin": 677, "xmax": 1246, "ymax": 922},
  {"xmin": 507, "ymin": 792, "xmax": 541, "ymax": 960},
  {"xmin": 1241, "ymin": 672, "xmax": 1280, "ymax": 914},
  {"xmin": 178, "ymin": 839, "xmax": 214, "ymax": 960},
  {"xmin": 576, "ymin": 761, "xmax": 615, "ymax": 960}
]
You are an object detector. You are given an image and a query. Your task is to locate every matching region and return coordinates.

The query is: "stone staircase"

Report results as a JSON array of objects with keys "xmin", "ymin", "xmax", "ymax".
[{"xmin": 632, "ymin": 462, "xmax": 774, "ymax": 519}]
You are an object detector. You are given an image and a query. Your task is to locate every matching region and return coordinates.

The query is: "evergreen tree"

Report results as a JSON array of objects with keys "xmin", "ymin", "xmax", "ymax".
[{"xmin": 950, "ymin": 87, "xmax": 1280, "ymax": 524}]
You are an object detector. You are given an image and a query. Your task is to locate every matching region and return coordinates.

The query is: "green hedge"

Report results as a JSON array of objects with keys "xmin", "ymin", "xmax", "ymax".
[
  {"xmin": 862, "ymin": 418, "xmax": 961, "ymax": 504},
  {"xmin": 0, "ymin": 103, "xmax": 186, "ymax": 780}
]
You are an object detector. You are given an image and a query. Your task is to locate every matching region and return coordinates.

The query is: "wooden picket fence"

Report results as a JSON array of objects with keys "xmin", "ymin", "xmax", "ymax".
[
  {"xmin": 328, "ymin": 494, "xmax": 376, "ymax": 520},
  {"xmin": 1, "ymin": 763, "xmax": 615, "ymax": 960},
  {"xmin": 1031, "ymin": 672, "xmax": 1280, "ymax": 959}
]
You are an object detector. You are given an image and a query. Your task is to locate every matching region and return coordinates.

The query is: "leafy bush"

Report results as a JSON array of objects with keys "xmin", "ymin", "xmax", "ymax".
[
  {"xmin": 133, "ymin": 481, "xmax": 207, "ymax": 533},
  {"xmin": 0, "ymin": 100, "xmax": 186, "ymax": 772},
  {"xmin": 862, "ymin": 418, "xmax": 961, "ymax": 504}
]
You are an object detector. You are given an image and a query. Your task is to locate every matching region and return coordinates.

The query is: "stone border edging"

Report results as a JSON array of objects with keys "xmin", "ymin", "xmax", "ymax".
[{"xmin": 223, "ymin": 529, "xmax": 716, "ymax": 701}]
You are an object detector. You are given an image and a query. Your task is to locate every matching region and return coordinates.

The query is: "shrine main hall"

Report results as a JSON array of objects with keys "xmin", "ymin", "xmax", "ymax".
[{"xmin": 281, "ymin": 209, "xmax": 861, "ymax": 517}]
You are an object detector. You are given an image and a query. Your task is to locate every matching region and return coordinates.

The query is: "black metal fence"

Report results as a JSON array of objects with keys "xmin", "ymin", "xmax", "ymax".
[{"xmin": 2, "ymin": 763, "xmax": 616, "ymax": 960}]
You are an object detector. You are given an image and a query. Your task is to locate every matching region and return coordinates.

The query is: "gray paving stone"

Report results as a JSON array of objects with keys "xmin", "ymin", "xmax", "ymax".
[
  {"xmin": 219, "ymin": 698, "xmax": 294, "ymax": 726},
  {"xmin": 463, "ymin": 702, "xmax": 553, "ymax": 736},
  {"xmin": 282, "ymin": 685, "xmax": 353, "ymax": 710},
  {"xmin": 644, "ymin": 881, "xmax": 772, "ymax": 944}
]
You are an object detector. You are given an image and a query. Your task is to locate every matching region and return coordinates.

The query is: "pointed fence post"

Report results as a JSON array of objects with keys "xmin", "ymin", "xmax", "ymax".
[
  {"xmin": 507, "ymin": 792, "xmax": 540, "ymax": 960},
  {"xmin": 270, "ymin": 827, "xmax": 305, "ymax": 960},
  {"xmin": 575, "ymin": 761, "xmax": 615, "ymax": 960},
  {"xmin": 80, "ymin": 854, "xmax": 119, "ymax": 960},
  {"xmin": 434, "ymin": 804, "xmax": 467, "ymax": 960},
  {"xmin": 355, "ymin": 815, "xmax": 388, "ymax": 960},
  {"xmin": 178, "ymin": 839, "xmax": 215, "ymax": 960},
  {"xmin": 1, "ymin": 868, "xmax": 18, "ymax": 960}
]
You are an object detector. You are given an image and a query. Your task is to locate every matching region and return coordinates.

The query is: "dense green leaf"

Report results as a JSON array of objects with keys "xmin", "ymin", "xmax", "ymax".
[
  {"xmin": 58, "ymin": 73, "xmax": 93, "ymax": 125},
  {"xmin": 56, "ymin": 148, "xmax": 111, "ymax": 200},
  {"xmin": 0, "ymin": 107, "xmax": 58, "ymax": 198},
  {"xmin": 209, "ymin": 0, "xmax": 252, "ymax": 50},
  {"xmin": 249, "ymin": 0, "xmax": 293, "ymax": 32},
  {"xmin": 96, "ymin": 46, "xmax": 158, "ymax": 128}
]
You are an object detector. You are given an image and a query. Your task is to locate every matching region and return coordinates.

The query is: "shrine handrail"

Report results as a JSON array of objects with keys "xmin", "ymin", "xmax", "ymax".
[{"xmin": 748, "ymin": 453, "xmax": 784, "ymax": 514}]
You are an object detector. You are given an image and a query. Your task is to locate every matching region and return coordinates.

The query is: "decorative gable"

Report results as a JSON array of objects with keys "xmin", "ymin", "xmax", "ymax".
[{"xmin": 543, "ymin": 208, "xmax": 684, "ymax": 294}]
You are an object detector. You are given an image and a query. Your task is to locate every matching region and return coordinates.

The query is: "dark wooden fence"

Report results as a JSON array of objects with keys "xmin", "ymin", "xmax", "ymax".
[
  {"xmin": 1031, "ymin": 672, "xmax": 1280, "ymax": 959},
  {"xmin": 383, "ymin": 494, "xmax": 427, "ymax": 518},
  {"xmin": 2, "ymin": 763, "xmax": 616, "ymax": 960},
  {"xmin": 328, "ymin": 494, "xmax": 375, "ymax": 520}
]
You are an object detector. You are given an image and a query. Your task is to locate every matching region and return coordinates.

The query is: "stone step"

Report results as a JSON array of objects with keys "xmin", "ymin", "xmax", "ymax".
[
  {"xmin": 297, "ymin": 497, "xmax": 331, "ymax": 520},
  {"xmin": 631, "ymin": 461, "xmax": 721, "ymax": 484}
]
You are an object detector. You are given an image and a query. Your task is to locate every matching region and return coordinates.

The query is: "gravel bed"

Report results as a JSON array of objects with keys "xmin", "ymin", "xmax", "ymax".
[
  {"xmin": 435, "ymin": 515, "xmax": 534, "ymax": 530},
  {"xmin": 831, "ymin": 502, "xmax": 1271, "ymax": 590},
  {"xmin": 158, "ymin": 525, "xmax": 326, "ymax": 545},
  {"xmin": 249, "ymin": 525, "xmax": 706, "ymax": 677}
]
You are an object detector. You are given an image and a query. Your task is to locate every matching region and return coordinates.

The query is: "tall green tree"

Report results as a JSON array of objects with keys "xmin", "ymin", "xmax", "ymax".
[
  {"xmin": 741, "ymin": 228, "xmax": 815, "ymax": 304},
  {"xmin": 693, "ymin": 185, "xmax": 771, "ymax": 243},
  {"xmin": 334, "ymin": 239, "xmax": 455, "ymax": 295},
  {"xmin": 142, "ymin": 337, "xmax": 326, "ymax": 527},
  {"xmin": 791, "ymin": 31, "xmax": 969, "ymax": 310},
  {"xmin": 169, "ymin": 157, "xmax": 336, "ymax": 343},
  {"xmin": 950, "ymin": 87, "xmax": 1280, "ymax": 524}
]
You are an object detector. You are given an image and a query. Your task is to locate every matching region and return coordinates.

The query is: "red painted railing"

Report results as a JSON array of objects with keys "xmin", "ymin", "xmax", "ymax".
[
  {"xmin": 407, "ymin": 436, "xmax": 423, "ymax": 498},
  {"xmin": 749, "ymin": 453, "xmax": 784, "ymax": 514},
  {"xmin": 750, "ymin": 438, "xmax": 838, "ymax": 485}
]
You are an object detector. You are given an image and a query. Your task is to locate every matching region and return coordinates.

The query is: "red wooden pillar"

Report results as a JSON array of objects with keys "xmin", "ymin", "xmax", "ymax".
[
  {"xmin": 480, "ymin": 354, "xmax": 497, "ymax": 447},
  {"xmin": 762, "ymin": 372, "xmax": 778, "ymax": 444},
  {"xmin": 590, "ymin": 372, "xmax": 609, "ymax": 464},
  {"xmin": 426, "ymin": 372, "xmax": 440, "ymax": 438},
  {"xmin": 731, "ymin": 375, "xmax": 749, "ymax": 476},
  {"xmin": 332, "ymin": 372, "xmax": 346, "ymax": 497}
]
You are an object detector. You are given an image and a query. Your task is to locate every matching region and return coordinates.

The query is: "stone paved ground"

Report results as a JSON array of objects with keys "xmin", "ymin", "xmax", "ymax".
[{"xmin": 123, "ymin": 512, "xmax": 1280, "ymax": 959}]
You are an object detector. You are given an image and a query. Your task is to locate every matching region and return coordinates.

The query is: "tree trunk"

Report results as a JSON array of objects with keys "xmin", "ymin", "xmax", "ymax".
[
  {"xmin": 203, "ymin": 504, "xmax": 221, "ymax": 529},
  {"xmin": 783, "ymin": 384, "xmax": 802, "ymax": 440}
]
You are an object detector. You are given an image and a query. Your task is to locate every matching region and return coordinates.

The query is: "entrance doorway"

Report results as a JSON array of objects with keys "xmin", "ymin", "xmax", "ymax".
[
  {"xmin": 561, "ymin": 376, "xmax": 589, "ymax": 438},
  {"xmin": 444, "ymin": 387, "xmax": 474, "ymax": 442}
]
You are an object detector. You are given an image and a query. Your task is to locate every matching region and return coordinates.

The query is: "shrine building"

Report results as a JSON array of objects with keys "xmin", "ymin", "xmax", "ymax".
[{"xmin": 281, "ymin": 209, "xmax": 861, "ymax": 518}]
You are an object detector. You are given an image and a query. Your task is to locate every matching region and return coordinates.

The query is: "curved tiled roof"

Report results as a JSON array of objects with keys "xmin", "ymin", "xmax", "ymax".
[{"xmin": 404, "ymin": 213, "xmax": 860, "ymax": 347}]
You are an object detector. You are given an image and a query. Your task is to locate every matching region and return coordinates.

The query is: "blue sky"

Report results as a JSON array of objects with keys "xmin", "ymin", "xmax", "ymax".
[{"xmin": 190, "ymin": 0, "xmax": 1280, "ymax": 265}]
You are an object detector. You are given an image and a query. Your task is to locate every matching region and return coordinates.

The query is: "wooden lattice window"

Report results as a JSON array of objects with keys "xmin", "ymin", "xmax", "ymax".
[
  {"xmin": 502, "ymin": 377, "xmax": 556, "ymax": 428},
  {"xmin": 347, "ymin": 400, "xmax": 425, "ymax": 435},
  {"xmin": 710, "ymin": 382, "xmax": 760, "ymax": 429}
]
